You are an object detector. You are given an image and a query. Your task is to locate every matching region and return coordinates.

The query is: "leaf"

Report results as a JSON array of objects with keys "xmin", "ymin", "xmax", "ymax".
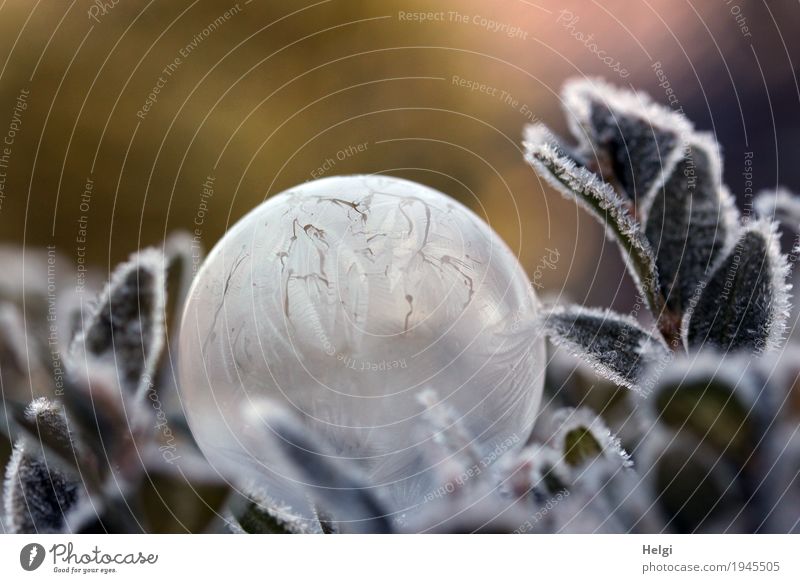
[
  {"xmin": 685, "ymin": 220, "xmax": 791, "ymax": 353},
  {"xmin": 647, "ymin": 351, "xmax": 772, "ymax": 464},
  {"xmin": 11, "ymin": 398, "xmax": 85, "ymax": 477},
  {"xmin": 3, "ymin": 443, "xmax": 80, "ymax": 533},
  {"xmin": 154, "ymin": 232, "xmax": 198, "ymax": 395},
  {"xmin": 640, "ymin": 429, "xmax": 750, "ymax": 533},
  {"xmin": 524, "ymin": 123, "xmax": 588, "ymax": 168},
  {"xmin": 562, "ymin": 77, "xmax": 691, "ymax": 206},
  {"xmin": 548, "ymin": 407, "xmax": 631, "ymax": 469},
  {"xmin": 643, "ymin": 133, "xmax": 740, "ymax": 314},
  {"xmin": 526, "ymin": 136, "xmax": 664, "ymax": 316},
  {"xmin": 70, "ymin": 248, "xmax": 166, "ymax": 398},
  {"xmin": 59, "ymin": 363, "xmax": 147, "ymax": 490},
  {"xmin": 259, "ymin": 407, "xmax": 393, "ymax": 534},
  {"xmin": 754, "ymin": 187, "xmax": 800, "ymax": 227},
  {"xmin": 643, "ymin": 351, "xmax": 792, "ymax": 532},
  {"xmin": 229, "ymin": 500, "xmax": 304, "ymax": 534},
  {"xmin": 540, "ymin": 305, "xmax": 670, "ymax": 391}
]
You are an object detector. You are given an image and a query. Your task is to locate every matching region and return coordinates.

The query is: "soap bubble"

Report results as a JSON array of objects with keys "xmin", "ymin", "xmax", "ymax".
[{"xmin": 179, "ymin": 175, "xmax": 545, "ymax": 526}]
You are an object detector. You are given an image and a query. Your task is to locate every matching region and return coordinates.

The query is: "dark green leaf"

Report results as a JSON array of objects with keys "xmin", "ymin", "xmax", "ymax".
[
  {"xmin": 685, "ymin": 221, "xmax": 790, "ymax": 353},
  {"xmin": 541, "ymin": 305, "xmax": 669, "ymax": 391},
  {"xmin": 70, "ymin": 249, "xmax": 166, "ymax": 397},
  {"xmin": 562, "ymin": 77, "xmax": 691, "ymax": 204},
  {"xmin": 643, "ymin": 133, "xmax": 739, "ymax": 313},
  {"xmin": 525, "ymin": 137, "xmax": 664, "ymax": 316},
  {"xmin": 3, "ymin": 443, "xmax": 80, "ymax": 533}
]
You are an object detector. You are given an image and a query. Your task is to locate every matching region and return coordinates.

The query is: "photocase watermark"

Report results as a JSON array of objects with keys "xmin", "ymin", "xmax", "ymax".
[
  {"xmin": 423, "ymin": 434, "xmax": 521, "ymax": 502},
  {"xmin": 0, "ymin": 87, "xmax": 29, "ymax": 214},
  {"xmin": 142, "ymin": 374, "xmax": 181, "ymax": 464},
  {"xmin": 136, "ymin": 3, "xmax": 243, "ymax": 120},
  {"xmin": 397, "ymin": 11, "xmax": 528, "ymax": 40},
  {"xmin": 21, "ymin": 541, "xmax": 158, "ymax": 574},
  {"xmin": 556, "ymin": 10, "xmax": 630, "ymax": 79},
  {"xmin": 87, "ymin": 0, "xmax": 121, "ymax": 24},
  {"xmin": 191, "ymin": 174, "xmax": 215, "ymax": 274},
  {"xmin": 20, "ymin": 543, "xmax": 46, "ymax": 571},
  {"xmin": 310, "ymin": 141, "xmax": 369, "ymax": 179},
  {"xmin": 48, "ymin": 542, "xmax": 158, "ymax": 574},
  {"xmin": 531, "ymin": 247, "xmax": 560, "ymax": 289},
  {"xmin": 75, "ymin": 176, "xmax": 94, "ymax": 294},
  {"xmin": 451, "ymin": 75, "xmax": 540, "ymax": 122}
]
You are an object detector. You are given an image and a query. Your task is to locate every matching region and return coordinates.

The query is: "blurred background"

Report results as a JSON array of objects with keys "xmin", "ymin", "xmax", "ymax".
[{"xmin": 0, "ymin": 0, "xmax": 795, "ymax": 315}]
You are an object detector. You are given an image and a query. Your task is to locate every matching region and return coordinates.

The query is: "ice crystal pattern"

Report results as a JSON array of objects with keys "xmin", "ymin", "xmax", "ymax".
[{"xmin": 178, "ymin": 175, "xmax": 546, "ymax": 528}]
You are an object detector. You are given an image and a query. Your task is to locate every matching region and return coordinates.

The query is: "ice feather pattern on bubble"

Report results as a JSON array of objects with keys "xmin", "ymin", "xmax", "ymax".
[{"xmin": 179, "ymin": 175, "xmax": 546, "ymax": 525}]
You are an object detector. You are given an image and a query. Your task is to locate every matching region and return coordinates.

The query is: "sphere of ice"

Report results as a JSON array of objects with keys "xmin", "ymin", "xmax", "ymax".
[{"xmin": 179, "ymin": 175, "xmax": 544, "ymax": 526}]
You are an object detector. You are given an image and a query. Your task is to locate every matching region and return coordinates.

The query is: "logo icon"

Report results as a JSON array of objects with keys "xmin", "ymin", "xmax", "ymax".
[{"xmin": 20, "ymin": 543, "xmax": 46, "ymax": 571}]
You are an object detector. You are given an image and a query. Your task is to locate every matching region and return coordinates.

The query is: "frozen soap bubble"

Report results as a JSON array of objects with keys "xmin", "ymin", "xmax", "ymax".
[{"xmin": 179, "ymin": 175, "xmax": 545, "ymax": 527}]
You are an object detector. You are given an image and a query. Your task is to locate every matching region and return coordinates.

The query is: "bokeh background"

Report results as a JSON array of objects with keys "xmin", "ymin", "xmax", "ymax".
[{"xmin": 0, "ymin": 0, "xmax": 798, "ymax": 309}]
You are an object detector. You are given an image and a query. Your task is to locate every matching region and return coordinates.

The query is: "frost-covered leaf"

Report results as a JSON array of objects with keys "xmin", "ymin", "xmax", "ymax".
[
  {"xmin": 647, "ymin": 352, "xmax": 774, "ymax": 462},
  {"xmin": 228, "ymin": 500, "xmax": 306, "ymax": 534},
  {"xmin": 685, "ymin": 220, "xmax": 791, "ymax": 353},
  {"xmin": 164, "ymin": 231, "xmax": 196, "ymax": 320},
  {"xmin": 540, "ymin": 305, "xmax": 669, "ymax": 391},
  {"xmin": 70, "ymin": 248, "xmax": 166, "ymax": 398},
  {"xmin": 260, "ymin": 408, "xmax": 393, "ymax": 534},
  {"xmin": 3, "ymin": 398, "xmax": 83, "ymax": 533},
  {"xmin": 11, "ymin": 398, "xmax": 83, "ymax": 475},
  {"xmin": 524, "ymin": 123, "xmax": 588, "ymax": 169},
  {"xmin": 754, "ymin": 187, "xmax": 800, "ymax": 228},
  {"xmin": 155, "ymin": 232, "xmax": 197, "ymax": 395},
  {"xmin": 60, "ymin": 363, "xmax": 147, "ymax": 489},
  {"xmin": 643, "ymin": 133, "xmax": 739, "ymax": 313},
  {"xmin": 756, "ymin": 344, "xmax": 800, "ymax": 420},
  {"xmin": 562, "ymin": 77, "xmax": 691, "ymax": 206},
  {"xmin": 526, "ymin": 140, "xmax": 664, "ymax": 315},
  {"xmin": 639, "ymin": 427, "xmax": 756, "ymax": 533},
  {"xmin": 548, "ymin": 407, "xmax": 631, "ymax": 469},
  {"xmin": 644, "ymin": 352, "xmax": 790, "ymax": 532},
  {"xmin": 3, "ymin": 443, "xmax": 80, "ymax": 534},
  {"xmin": 761, "ymin": 425, "xmax": 800, "ymax": 533}
]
